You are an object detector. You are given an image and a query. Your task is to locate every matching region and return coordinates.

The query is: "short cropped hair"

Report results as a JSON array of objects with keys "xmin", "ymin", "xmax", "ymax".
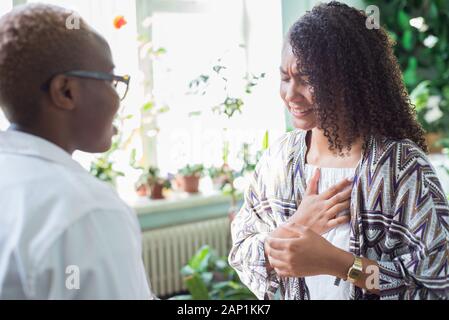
[{"xmin": 0, "ymin": 4, "xmax": 105, "ymax": 125}]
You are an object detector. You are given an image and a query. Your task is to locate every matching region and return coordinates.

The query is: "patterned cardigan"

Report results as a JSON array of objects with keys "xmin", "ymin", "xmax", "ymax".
[{"xmin": 229, "ymin": 129, "xmax": 449, "ymax": 300}]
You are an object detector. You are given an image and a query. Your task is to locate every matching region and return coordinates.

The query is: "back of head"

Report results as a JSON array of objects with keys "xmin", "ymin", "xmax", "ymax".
[{"xmin": 0, "ymin": 3, "xmax": 104, "ymax": 126}]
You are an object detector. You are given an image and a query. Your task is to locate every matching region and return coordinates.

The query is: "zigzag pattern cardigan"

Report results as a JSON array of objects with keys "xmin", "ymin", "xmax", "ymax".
[{"xmin": 229, "ymin": 129, "xmax": 449, "ymax": 299}]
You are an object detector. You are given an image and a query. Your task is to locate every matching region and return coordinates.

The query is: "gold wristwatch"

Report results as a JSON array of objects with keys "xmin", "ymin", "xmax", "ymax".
[{"xmin": 346, "ymin": 255, "xmax": 363, "ymax": 283}]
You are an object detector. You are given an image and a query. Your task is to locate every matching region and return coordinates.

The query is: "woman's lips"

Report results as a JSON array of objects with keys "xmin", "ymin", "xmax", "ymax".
[{"xmin": 290, "ymin": 107, "xmax": 313, "ymax": 118}]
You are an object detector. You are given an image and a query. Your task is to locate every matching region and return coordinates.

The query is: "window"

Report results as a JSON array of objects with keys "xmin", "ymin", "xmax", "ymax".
[
  {"xmin": 1, "ymin": 0, "xmax": 286, "ymax": 202},
  {"xmin": 140, "ymin": 0, "xmax": 285, "ymax": 175},
  {"xmin": 25, "ymin": 0, "xmax": 144, "ymax": 191}
]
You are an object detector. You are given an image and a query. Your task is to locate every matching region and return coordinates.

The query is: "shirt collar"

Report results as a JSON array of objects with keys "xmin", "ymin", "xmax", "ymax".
[{"xmin": 0, "ymin": 129, "xmax": 85, "ymax": 173}]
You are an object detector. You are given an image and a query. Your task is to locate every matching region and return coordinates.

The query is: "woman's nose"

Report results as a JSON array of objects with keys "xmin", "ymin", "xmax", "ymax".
[{"xmin": 285, "ymin": 82, "xmax": 304, "ymax": 102}]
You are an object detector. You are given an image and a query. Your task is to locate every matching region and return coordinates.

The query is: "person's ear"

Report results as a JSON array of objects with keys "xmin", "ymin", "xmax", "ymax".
[{"xmin": 48, "ymin": 75, "xmax": 77, "ymax": 111}]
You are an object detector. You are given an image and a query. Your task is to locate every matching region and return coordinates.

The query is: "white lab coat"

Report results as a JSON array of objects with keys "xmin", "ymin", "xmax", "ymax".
[{"xmin": 0, "ymin": 130, "xmax": 155, "ymax": 299}]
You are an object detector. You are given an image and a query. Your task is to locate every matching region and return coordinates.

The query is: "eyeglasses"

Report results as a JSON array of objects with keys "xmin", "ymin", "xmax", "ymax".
[
  {"xmin": 65, "ymin": 71, "xmax": 131, "ymax": 101},
  {"xmin": 41, "ymin": 70, "xmax": 131, "ymax": 101}
]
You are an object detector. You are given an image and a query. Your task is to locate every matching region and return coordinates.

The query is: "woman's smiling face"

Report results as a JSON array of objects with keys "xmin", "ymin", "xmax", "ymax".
[{"xmin": 280, "ymin": 43, "xmax": 317, "ymax": 131}]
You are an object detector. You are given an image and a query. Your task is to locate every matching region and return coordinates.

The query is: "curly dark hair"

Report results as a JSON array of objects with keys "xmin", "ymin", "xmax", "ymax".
[{"xmin": 289, "ymin": 1, "xmax": 428, "ymax": 154}]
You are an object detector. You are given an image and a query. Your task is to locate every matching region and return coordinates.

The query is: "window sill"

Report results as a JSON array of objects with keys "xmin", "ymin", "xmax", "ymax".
[{"xmin": 127, "ymin": 191, "xmax": 241, "ymax": 230}]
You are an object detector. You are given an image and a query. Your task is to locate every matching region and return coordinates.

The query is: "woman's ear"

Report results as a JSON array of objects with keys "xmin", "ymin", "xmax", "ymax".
[{"xmin": 48, "ymin": 74, "xmax": 76, "ymax": 111}]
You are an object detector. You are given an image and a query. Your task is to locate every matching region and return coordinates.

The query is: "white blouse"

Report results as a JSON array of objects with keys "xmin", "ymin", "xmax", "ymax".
[{"xmin": 303, "ymin": 163, "xmax": 355, "ymax": 300}]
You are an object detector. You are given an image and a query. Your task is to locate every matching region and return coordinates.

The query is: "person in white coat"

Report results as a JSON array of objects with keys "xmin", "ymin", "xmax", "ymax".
[{"xmin": 0, "ymin": 4, "xmax": 156, "ymax": 299}]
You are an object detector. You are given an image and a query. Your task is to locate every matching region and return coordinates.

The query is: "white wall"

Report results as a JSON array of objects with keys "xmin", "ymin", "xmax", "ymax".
[{"xmin": 0, "ymin": 0, "xmax": 12, "ymax": 15}]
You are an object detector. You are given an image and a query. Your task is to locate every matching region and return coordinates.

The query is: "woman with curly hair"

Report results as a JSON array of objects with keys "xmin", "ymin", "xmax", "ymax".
[{"xmin": 229, "ymin": 1, "xmax": 449, "ymax": 300}]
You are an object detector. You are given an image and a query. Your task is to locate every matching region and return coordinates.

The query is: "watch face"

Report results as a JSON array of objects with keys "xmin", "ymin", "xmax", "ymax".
[{"xmin": 349, "ymin": 268, "xmax": 362, "ymax": 281}]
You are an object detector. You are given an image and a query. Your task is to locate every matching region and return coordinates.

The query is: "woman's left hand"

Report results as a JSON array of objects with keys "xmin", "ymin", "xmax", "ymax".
[{"xmin": 265, "ymin": 224, "xmax": 340, "ymax": 278}]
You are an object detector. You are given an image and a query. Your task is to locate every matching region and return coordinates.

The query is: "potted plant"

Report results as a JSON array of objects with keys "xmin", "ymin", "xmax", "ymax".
[
  {"xmin": 134, "ymin": 166, "xmax": 171, "ymax": 199},
  {"xmin": 171, "ymin": 245, "xmax": 256, "ymax": 300},
  {"xmin": 176, "ymin": 164, "xmax": 204, "ymax": 193},
  {"xmin": 135, "ymin": 178, "xmax": 149, "ymax": 197},
  {"xmin": 146, "ymin": 166, "xmax": 171, "ymax": 200},
  {"xmin": 207, "ymin": 164, "xmax": 231, "ymax": 191},
  {"xmin": 148, "ymin": 167, "xmax": 171, "ymax": 200},
  {"xmin": 90, "ymin": 156, "xmax": 124, "ymax": 186}
]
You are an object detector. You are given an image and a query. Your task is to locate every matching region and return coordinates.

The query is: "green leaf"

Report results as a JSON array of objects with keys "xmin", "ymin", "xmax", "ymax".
[
  {"xmin": 170, "ymin": 294, "xmax": 193, "ymax": 300},
  {"xmin": 188, "ymin": 111, "xmax": 202, "ymax": 117},
  {"xmin": 184, "ymin": 274, "xmax": 210, "ymax": 300},
  {"xmin": 429, "ymin": 2, "xmax": 439, "ymax": 20},
  {"xmin": 155, "ymin": 47, "xmax": 167, "ymax": 55},
  {"xmin": 200, "ymin": 272, "xmax": 214, "ymax": 286},
  {"xmin": 188, "ymin": 245, "xmax": 210, "ymax": 270},
  {"xmin": 178, "ymin": 164, "xmax": 205, "ymax": 177},
  {"xmin": 181, "ymin": 265, "xmax": 195, "ymax": 277},
  {"xmin": 213, "ymin": 65, "xmax": 226, "ymax": 74},
  {"xmin": 215, "ymin": 260, "xmax": 227, "ymax": 270},
  {"xmin": 397, "ymin": 10, "xmax": 410, "ymax": 31},
  {"xmin": 157, "ymin": 106, "xmax": 170, "ymax": 114},
  {"xmin": 137, "ymin": 34, "xmax": 150, "ymax": 43},
  {"xmin": 410, "ymin": 80, "xmax": 430, "ymax": 111},
  {"xmin": 262, "ymin": 130, "xmax": 269, "ymax": 150},
  {"xmin": 142, "ymin": 101, "xmax": 154, "ymax": 112},
  {"xmin": 442, "ymin": 85, "xmax": 449, "ymax": 101},
  {"xmin": 402, "ymin": 29, "xmax": 414, "ymax": 51},
  {"xmin": 403, "ymin": 57, "xmax": 418, "ymax": 86}
]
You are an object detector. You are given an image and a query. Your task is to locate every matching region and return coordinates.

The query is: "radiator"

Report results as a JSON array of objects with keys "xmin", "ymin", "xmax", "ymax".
[{"xmin": 141, "ymin": 217, "xmax": 231, "ymax": 297}]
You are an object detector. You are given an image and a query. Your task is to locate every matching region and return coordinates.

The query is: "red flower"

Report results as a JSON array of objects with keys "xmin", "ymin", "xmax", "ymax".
[{"xmin": 113, "ymin": 15, "xmax": 127, "ymax": 29}]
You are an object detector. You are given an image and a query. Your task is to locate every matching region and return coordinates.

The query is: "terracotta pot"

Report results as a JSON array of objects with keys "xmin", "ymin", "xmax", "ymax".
[
  {"xmin": 425, "ymin": 132, "xmax": 443, "ymax": 153},
  {"xmin": 150, "ymin": 183, "xmax": 165, "ymax": 200},
  {"xmin": 228, "ymin": 206, "xmax": 237, "ymax": 222},
  {"xmin": 212, "ymin": 174, "xmax": 229, "ymax": 191},
  {"xmin": 177, "ymin": 175, "xmax": 200, "ymax": 193},
  {"xmin": 136, "ymin": 184, "xmax": 148, "ymax": 197}
]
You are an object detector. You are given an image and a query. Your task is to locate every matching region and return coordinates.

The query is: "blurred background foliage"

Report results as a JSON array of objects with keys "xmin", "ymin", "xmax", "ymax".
[
  {"xmin": 370, "ymin": 0, "xmax": 449, "ymax": 149},
  {"xmin": 172, "ymin": 245, "xmax": 256, "ymax": 300}
]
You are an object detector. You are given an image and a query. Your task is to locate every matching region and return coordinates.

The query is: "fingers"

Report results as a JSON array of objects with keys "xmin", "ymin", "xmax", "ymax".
[
  {"xmin": 326, "ymin": 198, "xmax": 351, "ymax": 218},
  {"xmin": 270, "ymin": 224, "xmax": 296, "ymax": 239},
  {"xmin": 267, "ymin": 245, "xmax": 286, "ymax": 261},
  {"xmin": 327, "ymin": 200, "xmax": 351, "ymax": 219},
  {"xmin": 326, "ymin": 214, "xmax": 350, "ymax": 229},
  {"xmin": 268, "ymin": 256, "xmax": 290, "ymax": 276},
  {"xmin": 266, "ymin": 237, "xmax": 291, "ymax": 250},
  {"xmin": 305, "ymin": 168, "xmax": 320, "ymax": 196},
  {"xmin": 326, "ymin": 186, "xmax": 352, "ymax": 209},
  {"xmin": 321, "ymin": 176, "xmax": 353, "ymax": 200},
  {"xmin": 266, "ymin": 240, "xmax": 295, "ymax": 277},
  {"xmin": 280, "ymin": 223, "xmax": 303, "ymax": 237},
  {"xmin": 266, "ymin": 226, "xmax": 308, "ymax": 250}
]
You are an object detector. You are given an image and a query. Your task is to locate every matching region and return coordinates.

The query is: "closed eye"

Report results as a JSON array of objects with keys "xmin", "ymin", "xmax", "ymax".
[{"xmin": 297, "ymin": 77, "xmax": 309, "ymax": 85}]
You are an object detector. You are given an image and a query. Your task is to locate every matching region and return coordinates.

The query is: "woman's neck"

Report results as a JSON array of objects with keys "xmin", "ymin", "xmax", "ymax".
[{"xmin": 305, "ymin": 128, "xmax": 363, "ymax": 168}]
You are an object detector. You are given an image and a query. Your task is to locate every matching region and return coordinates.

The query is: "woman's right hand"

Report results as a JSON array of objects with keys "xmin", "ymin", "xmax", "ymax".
[
  {"xmin": 272, "ymin": 168, "xmax": 353, "ymax": 237},
  {"xmin": 265, "ymin": 168, "xmax": 353, "ymax": 271}
]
